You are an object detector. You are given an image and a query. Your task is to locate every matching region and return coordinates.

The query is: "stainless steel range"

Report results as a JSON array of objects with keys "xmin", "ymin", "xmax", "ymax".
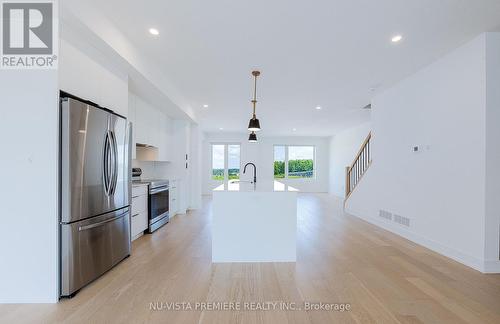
[{"xmin": 132, "ymin": 170, "xmax": 169, "ymax": 233}]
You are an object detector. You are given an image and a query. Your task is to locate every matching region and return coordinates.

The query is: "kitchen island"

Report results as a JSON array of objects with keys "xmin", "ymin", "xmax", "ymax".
[{"xmin": 212, "ymin": 180, "xmax": 298, "ymax": 262}]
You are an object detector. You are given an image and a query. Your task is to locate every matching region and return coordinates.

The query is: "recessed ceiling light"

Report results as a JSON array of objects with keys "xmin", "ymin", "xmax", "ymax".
[
  {"xmin": 203, "ymin": 104, "xmax": 209, "ymax": 108},
  {"xmin": 149, "ymin": 28, "xmax": 159, "ymax": 36},
  {"xmin": 292, "ymin": 128, "xmax": 297, "ymax": 131},
  {"xmin": 391, "ymin": 35, "xmax": 403, "ymax": 43},
  {"xmin": 315, "ymin": 106, "xmax": 322, "ymax": 110},
  {"xmin": 219, "ymin": 127, "xmax": 224, "ymax": 130}
]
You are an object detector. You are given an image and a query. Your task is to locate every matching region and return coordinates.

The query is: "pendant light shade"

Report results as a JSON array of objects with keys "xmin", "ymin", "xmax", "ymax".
[
  {"xmin": 248, "ymin": 131, "xmax": 258, "ymax": 142},
  {"xmin": 247, "ymin": 117, "xmax": 261, "ymax": 132}
]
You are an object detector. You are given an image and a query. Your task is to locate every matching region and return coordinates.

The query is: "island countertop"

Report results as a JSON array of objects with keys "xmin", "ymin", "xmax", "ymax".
[{"xmin": 213, "ymin": 180, "xmax": 298, "ymax": 192}]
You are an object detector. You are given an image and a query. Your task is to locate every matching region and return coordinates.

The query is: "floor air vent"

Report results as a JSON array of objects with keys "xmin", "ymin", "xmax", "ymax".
[
  {"xmin": 379, "ymin": 210, "xmax": 392, "ymax": 221},
  {"xmin": 401, "ymin": 217, "xmax": 410, "ymax": 227},
  {"xmin": 394, "ymin": 214, "xmax": 410, "ymax": 227}
]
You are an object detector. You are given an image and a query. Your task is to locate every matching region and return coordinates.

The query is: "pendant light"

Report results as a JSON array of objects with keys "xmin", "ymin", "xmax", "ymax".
[
  {"xmin": 248, "ymin": 131, "xmax": 257, "ymax": 142},
  {"xmin": 247, "ymin": 71, "xmax": 261, "ymax": 132}
]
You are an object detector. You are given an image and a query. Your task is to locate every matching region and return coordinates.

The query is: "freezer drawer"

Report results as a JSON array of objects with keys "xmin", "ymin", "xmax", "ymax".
[{"xmin": 60, "ymin": 207, "xmax": 131, "ymax": 297}]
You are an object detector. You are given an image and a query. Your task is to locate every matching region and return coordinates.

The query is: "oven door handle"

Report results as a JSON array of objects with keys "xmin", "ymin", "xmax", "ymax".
[{"xmin": 150, "ymin": 187, "xmax": 169, "ymax": 195}]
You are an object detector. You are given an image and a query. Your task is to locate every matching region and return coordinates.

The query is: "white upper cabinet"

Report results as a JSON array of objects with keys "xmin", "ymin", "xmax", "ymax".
[
  {"xmin": 128, "ymin": 92, "xmax": 172, "ymax": 162},
  {"xmin": 158, "ymin": 113, "xmax": 172, "ymax": 162},
  {"xmin": 134, "ymin": 96, "xmax": 153, "ymax": 146},
  {"xmin": 147, "ymin": 106, "xmax": 160, "ymax": 148},
  {"xmin": 60, "ymin": 40, "xmax": 128, "ymax": 118}
]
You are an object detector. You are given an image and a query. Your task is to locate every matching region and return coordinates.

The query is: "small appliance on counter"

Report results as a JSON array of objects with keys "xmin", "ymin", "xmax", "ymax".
[
  {"xmin": 132, "ymin": 167, "xmax": 142, "ymax": 179},
  {"xmin": 132, "ymin": 168, "xmax": 170, "ymax": 233}
]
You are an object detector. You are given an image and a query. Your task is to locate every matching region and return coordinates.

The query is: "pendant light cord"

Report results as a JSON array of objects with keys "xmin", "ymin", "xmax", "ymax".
[{"xmin": 252, "ymin": 71, "xmax": 259, "ymax": 117}]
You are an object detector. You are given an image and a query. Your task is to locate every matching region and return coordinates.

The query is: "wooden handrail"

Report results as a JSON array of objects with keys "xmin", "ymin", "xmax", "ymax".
[
  {"xmin": 349, "ymin": 132, "xmax": 371, "ymax": 169},
  {"xmin": 345, "ymin": 132, "xmax": 372, "ymax": 201}
]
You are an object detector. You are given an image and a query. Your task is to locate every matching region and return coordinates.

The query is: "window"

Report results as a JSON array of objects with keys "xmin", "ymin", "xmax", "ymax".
[
  {"xmin": 274, "ymin": 146, "xmax": 285, "ymax": 178},
  {"xmin": 211, "ymin": 144, "xmax": 241, "ymax": 181},
  {"xmin": 228, "ymin": 145, "xmax": 241, "ymax": 180},
  {"xmin": 274, "ymin": 145, "xmax": 315, "ymax": 179},
  {"xmin": 212, "ymin": 145, "xmax": 225, "ymax": 180},
  {"xmin": 288, "ymin": 146, "xmax": 314, "ymax": 178}
]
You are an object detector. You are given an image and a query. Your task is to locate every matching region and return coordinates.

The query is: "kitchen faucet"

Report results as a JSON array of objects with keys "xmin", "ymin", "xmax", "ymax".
[{"xmin": 243, "ymin": 162, "xmax": 257, "ymax": 184}]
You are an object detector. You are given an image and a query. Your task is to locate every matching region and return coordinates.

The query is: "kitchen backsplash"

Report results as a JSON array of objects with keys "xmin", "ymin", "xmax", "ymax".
[{"xmin": 132, "ymin": 160, "xmax": 176, "ymax": 179}]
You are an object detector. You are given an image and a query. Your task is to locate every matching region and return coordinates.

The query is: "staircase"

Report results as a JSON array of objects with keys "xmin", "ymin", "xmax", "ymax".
[{"xmin": 345, "ymin": 132, "xmax": 372, "ymax": 201}]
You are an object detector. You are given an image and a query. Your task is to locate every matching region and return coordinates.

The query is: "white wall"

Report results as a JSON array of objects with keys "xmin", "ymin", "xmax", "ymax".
[
  {"xmin": 202, "ymin": 134, "xmax": 329, "ymax": 194},
  {"xmin": 189, "ymin": 124, "xmax": 203, "ymax": 209},
  {"xmin": 345, "ymin": 33, "xmax": 500, "ymax": 272},
  {"xmin": 328, "ymin": 122, "xmax": 371, "ymax": 197},
  {"xmin": 0, "ymin": 71, "xmax": 59, "ymax": 302},
  {"xmin": 59, "ymin": 38, "xmax": 128, "ymax": 117},
  {"xmin": 172, "ymin": 120, "xmax": 190, "ymax": 213},
  {"xmin": 484, "ymin": 33, "xmax": 500, "ymax": 270}
]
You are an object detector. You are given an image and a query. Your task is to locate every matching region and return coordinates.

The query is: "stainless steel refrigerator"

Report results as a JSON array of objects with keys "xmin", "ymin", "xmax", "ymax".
[{"xmin": 59, "ymin": 92, "xmax": 131, "ymax": 297}]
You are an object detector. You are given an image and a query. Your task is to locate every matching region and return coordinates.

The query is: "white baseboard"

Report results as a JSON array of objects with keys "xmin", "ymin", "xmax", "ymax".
[
  {"xmin": 0, "ymin": 296, "xmax": 58, "ymax": 303},
  {"xmin": 483, "ymin": 260, "xmax": 500, "ymax": 273},
  {"xmin": 345, "ymin": 207, "xmax": 494, "ymax": 273}
]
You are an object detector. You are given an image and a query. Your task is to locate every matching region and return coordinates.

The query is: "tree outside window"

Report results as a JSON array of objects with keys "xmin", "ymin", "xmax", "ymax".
[
  {"xmin": 274, "ymin": 145, "xmax": 315, "ymax": 179},
  {"xmin": 211, "ymin": 144, "xmax": 241, "ymax": 181}
]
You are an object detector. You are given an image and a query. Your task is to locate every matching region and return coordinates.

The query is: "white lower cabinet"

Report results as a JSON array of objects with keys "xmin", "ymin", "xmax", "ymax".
[
  {"xmin": 131, "ymin": 184, "xmax": 148, "ymax": 240},
  {"xmin": 169, "ymin": 180, "xmax": 179, "ymax": 217}
]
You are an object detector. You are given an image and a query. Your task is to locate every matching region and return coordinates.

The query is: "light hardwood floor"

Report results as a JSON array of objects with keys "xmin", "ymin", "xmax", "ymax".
[{"xmin": 2, "ymin": 194, "xmax": 500, "ymax": 324}]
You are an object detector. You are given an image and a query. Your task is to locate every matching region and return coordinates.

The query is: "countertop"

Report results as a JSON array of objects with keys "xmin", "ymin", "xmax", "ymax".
[
  {"xmin": 132, "ymin": 182, "xmax": 149, "ymax": 187},
  {"xmin": 213, "ymin": 180, "xmax": 298, "ymax": 192}
]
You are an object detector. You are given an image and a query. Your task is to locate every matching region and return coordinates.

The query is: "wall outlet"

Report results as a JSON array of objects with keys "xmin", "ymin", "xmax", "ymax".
[{"xmin": 413, "ymin": 144, "xmax": 431, "ymax": 153}]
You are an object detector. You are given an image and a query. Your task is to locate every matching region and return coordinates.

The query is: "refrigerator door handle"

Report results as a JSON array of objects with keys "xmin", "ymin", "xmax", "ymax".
[
  {"xmin": 103, "ymin": 130, "xmax": 113, "ymax": 196},
  {"xmin": 78, "ymin": 209, "xmax": 129, "ymax": 231},
  {"xmin": 109, "ymin": 130, "xmax": 118, "ymax": 195},
  {"xmin": 102, "ymin": 131, "xmax": 108, "ymax": 195}
]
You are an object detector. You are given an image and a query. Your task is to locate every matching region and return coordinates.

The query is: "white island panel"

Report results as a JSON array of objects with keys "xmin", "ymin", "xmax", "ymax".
[{"xmin": 212, "ymin": 181, "xmax": 297, "ymax": 262}]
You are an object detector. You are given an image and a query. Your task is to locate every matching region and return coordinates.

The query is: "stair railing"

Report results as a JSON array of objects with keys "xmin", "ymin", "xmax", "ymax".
[{"xmin": 345, "ymin": 132, "xmax": 372, "ymax": 200}]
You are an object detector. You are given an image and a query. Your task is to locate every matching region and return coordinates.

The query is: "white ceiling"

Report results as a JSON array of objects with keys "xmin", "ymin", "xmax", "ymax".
[{"xmin": 87, "ymin": 0, "xmax": 500, "ymax": 136}]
